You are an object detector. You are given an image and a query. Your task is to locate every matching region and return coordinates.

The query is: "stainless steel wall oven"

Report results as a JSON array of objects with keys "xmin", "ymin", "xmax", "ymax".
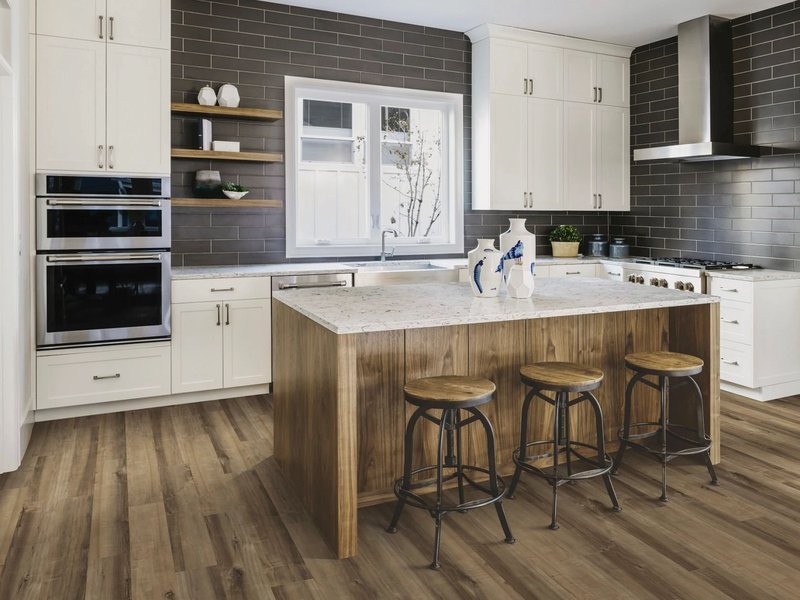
[{"xmin": 36, "ymin": 175, "xmax": 171, "ymax": 347}]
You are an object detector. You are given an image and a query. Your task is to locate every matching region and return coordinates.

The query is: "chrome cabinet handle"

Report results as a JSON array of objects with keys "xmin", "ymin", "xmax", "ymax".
[
  {"xmin": 277, "ymin": 280, "xmax": 348, "ymax": 290},
  {"xmin": 98, "ymin": 15, "xmax": 104, "ymax": 39},
  {"xmin": 527, "ymin": 192, "xmax": 532, "ymax": 208},
  {"xmin": 225, "ymin": 303, "xmax": 230, "ymax": 325},
  {"xmin": 46, "ymin": 199, "xmax": 162, "ymax": 207},
  {"xmin": 720, "ymin": 288, "xmax": 739, "ymax": 293},
  {"xmin": 45, "ymin": 253, "xmax": 161, "ymax": 262},
  {"xmin": 210, "ymin": 287, "xmax": 234, "ymax": 292},
  {"xmin": 566, "ymin": 271, "xmax": 581, "ymax": 275},
  {"xmin": 216, "ymin": 304, "xmax": 221, "ymax": 326},
  {"xmin": 98, "ymin": 145, "xmax": 104, "ymax": 169},
  {"xmin": 598, "ymin": 193, "xmax": 602, "ymax": 209},
  {"xmin": 523, "ymin": 78, "xmax": 528, "ymax": 95},
  {"xmin": 593, "ymin": 193, "xmax": 597, "ymax": 209},
  {"xmin": 599, "ymin": 87, "xmax": 603, "ymax": 103},
  {"xmin": 108, "ymin": 145, "xmax": 115, "ymax": 169},
  {"xmin": 721, "ymin": 318, "xmax": 740, "ymax": 324},
  {"xmin": 93, "ymin": 373, "xmax": 120, "ymax": 381},
  {"xmin": 523, "ymin": 192, "xmax": 528, "ymax": 208},
  {"xmin": 528, "ymin": 79, "xmax": 533, "ymax": 95},
  {"xmin": 109, "ymin": 16, "xmax": 115, "ymax": 40},
  {"xmin": 721, "ymin": 358, "xmax": 739, "ymax": 366},
  {"xmin": 593, "ymin": 86, "xmax": 597, "ymax": 102}
]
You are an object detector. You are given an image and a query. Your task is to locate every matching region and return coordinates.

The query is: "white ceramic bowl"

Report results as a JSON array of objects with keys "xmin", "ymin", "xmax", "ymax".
[{"xmin": 223, "ymin": 190, "xmax": 249, "ymax": 200}]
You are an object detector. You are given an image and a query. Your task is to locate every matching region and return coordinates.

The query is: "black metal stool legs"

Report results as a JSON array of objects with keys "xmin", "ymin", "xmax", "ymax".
[
  {"xmin": 387, "ymin": 407, "xmax": 426, "ymax": 534},
  {"xmin": 687, "ymin": 375, "xmax": 719, "ymax": 486},
  {"xmin": 507, "ymin": 388, "xmax": 536, "ymax": 498},
  {"xmin": 612, "ymin": 372, "xmax": 642, "ymax": 475},
  {"xmin": 549, "ymin": 392, "xmax": 563, "ymax": 530},
  {"xmin": 584, "ymin": 391, "xmax": 621, "ymax": 512}
]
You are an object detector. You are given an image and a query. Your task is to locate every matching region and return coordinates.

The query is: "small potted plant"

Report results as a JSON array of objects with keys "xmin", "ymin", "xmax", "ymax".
[
  {"xmin": 549, "ymin": 224, "xmax": 582, "ymax": 258},
  {"xmin": 222, "ymin": 182, "xmax": 249, "ymax": 200}
]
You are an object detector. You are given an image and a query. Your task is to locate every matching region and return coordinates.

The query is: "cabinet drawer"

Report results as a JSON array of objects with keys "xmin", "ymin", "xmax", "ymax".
[
  {"xmin": 172, "ymin": 277, "xmax": 271, "ymax": 303},
  {"xmin": 720, "ymin": 342, "xmax": 754, "ymax": 388},
  {"xmin": 549, "ymin": 264, "xmax": 596, "ymax": 278},
  {"xmin": 598, "ymin": 263, "xmax": 624, "ymax": 281},
  {"xmin": 719, "ymin": 300, "xmax": 754, "ymax": 346},
  {"xmin": 708, "ymin": 278, "xmax": 754, "ymax": 303},
  {"xmin": 37, "ymin": 342, "xmax": 171, "ymax": 409},
  {"xmin": 533, "ymin": 265, "xmax": 550, "ymax": 278}
]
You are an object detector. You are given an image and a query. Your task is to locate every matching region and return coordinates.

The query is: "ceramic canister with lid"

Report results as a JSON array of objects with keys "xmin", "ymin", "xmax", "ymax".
[
  {"xmin": 608, "ymin": 237, "xmax": 630, "ymax": 258},
  {"xmin": 585, "ymin": 234, "xmax": 608, "ymax": 257}
]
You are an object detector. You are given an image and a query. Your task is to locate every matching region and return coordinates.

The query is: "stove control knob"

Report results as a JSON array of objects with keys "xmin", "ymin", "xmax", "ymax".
[
  {"xmin": 636, "ymin": 275, "xmax": 645, "ymax": 284},
  {"xmin": 675, "ymin": 281, "xmax": 685, "ymax": 290},
  {"xmin": 659, "ymin": 279, "xmax": 668, "ymax": 288},
  {"xmin": 686, "ymin": 282, "xmax": 695, "ymax": 292},
  {"xmin": 628, "ymin": 274, "xmax": 636, "ymax": 283},
  {"xmin": 650, "ymin": 277, "xmax": 660, "ymax": 286}
]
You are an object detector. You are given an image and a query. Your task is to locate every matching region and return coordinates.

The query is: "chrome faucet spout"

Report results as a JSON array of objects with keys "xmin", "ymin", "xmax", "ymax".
[{"xmin": 381, "ymin": 229, "xmax": 399, "ymax": 262}]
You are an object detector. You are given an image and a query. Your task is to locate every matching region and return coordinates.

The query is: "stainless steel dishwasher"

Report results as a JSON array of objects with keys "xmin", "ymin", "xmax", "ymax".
[{"xmin": 271, "ymin": 272, "xmax": 353, "ymax": 292}]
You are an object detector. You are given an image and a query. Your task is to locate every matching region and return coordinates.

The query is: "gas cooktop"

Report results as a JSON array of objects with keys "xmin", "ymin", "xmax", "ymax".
[{"xmin": 633, "ymin": 258, "xmax": 762, "ymax": 270}]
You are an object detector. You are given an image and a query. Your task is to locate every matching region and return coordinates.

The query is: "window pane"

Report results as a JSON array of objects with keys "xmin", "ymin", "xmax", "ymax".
[
  {"xmin": 381, "ymin": 107, "xmax": 446, "ymax": 239},
  {"xmin": 302, "ymin": 139, "xmax": 354, "ymax": 163},
  {"xmin": 303, "ymin": 99, "xmax": 352, "ymax": 130}
]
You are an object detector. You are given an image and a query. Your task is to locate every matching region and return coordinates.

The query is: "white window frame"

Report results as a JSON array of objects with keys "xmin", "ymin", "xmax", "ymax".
[{"xmin": 285, "ymin": 76, "xmax": 464, "ymax": 258}]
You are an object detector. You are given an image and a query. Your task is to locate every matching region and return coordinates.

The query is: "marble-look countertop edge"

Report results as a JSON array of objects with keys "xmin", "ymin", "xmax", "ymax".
[
  {"xmin": 705, "ymin": 269, "xmax": 800, "ymax": 282},
  {"xmin": 171, "ymin": 264, "xmax": 358, "ymax": 279},
  {"xmin": 274, "ymin": 289, "xmax": 718, "ymax": 335}
]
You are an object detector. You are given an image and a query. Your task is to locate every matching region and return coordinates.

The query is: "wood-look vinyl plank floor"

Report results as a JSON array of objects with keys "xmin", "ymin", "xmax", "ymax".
[{"xmin": 1, "ymin": 393, "xmax": 800, "ymax": 599}]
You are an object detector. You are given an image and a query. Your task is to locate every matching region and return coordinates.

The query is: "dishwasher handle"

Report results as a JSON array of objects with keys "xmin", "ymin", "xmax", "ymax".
[{"xmin": 277, "ymin": 280, "xmax": 348, "ymax": 290}]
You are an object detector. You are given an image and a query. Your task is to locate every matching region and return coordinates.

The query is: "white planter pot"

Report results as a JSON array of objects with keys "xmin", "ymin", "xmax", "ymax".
[
  {"xmin": 468, "ymin": 239, "xmax": 503, "ymax": 298},
  {"xmin": 499, "ymin": 218, "xmax": 536, "ymax": 281},
  {"xmin": 507, "ymin": 263, "xmax": 535, "ymax": 298}
]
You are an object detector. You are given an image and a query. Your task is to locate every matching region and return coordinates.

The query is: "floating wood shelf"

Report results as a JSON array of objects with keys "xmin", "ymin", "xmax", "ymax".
[
  {"xmin": 172, "ymin": 197, "xmax": 283, "ymax": 208},
  {"xmin": 170, "ymin": 102, "xmax": 283, "ymax": 121},
  {"xmin": 171, "ymin": 148, "xmax": 283, "ymax": 162}
]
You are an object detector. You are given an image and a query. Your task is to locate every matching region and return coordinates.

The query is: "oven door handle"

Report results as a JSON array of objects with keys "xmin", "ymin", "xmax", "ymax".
[
  {"xmin": 45, "ymin": 199, "xmax": 163, "ymax": 207},
  {"xmin": 45, "ymin": 253, "xmax": 163, "ymax": 263}
]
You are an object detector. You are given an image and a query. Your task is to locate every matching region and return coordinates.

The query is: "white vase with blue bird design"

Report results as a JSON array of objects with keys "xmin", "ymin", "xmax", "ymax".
[
  {"xmin": 499, "ymin": 218, "xmax": 536, "ymax": 282},
  {"xmin": 468, "ymin": 239, "xmax": 503, "ymax": 298}
]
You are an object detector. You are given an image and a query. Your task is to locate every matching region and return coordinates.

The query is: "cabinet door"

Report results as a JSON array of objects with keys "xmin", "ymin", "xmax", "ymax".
[
  {"xmin": 527, "ymin": 44, "xmax": 563, "ymax": 99},
  {"xmin": 490, "ymin": 39, "xmax": 528, "ymax": 96},
  {"xmin": 106, "ymin": 0, "xmax": 171, "ymax": 49},
  {"xmin": 527, "ymin": 98, "xmax": 563, "ymax": 210},
  {"xmin": 563, "ymin": 50, "xmax": 596, "ymax": 104},
  {"xmin": 172, "ymin": 302, "xmax": 224, "ymax": 394},
  {"xmin": 36, "ymin": 36, "xmax": 106, "ymax": 172},
  {"xmin": 37, "ymin": 0, "xmax": 106, "ymax": 42},
  {"xmin": 596, "ymin": 105, "xmax": 629, "ymax": 211},
  {"xmin": 597, "ymin": 55, "xmax": 629, "ymax": 107},
  {"xmin": 223, "ymin": 299, "xmax": 272, "ymax": 388},
  {"xmin": 489, "ymin": 93, "xmax": 528, "ymax": 209},
  {"xmin": 106, "ymin": 45, "xmax": 170, "ymax": 175},
  {"xmin": 563, "ymin": 102, "xmax": 596, "ymax": 210}
]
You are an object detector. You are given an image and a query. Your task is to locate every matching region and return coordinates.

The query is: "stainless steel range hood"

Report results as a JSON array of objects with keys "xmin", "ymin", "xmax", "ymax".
[{"xmin": 633, "ymin": 15, "xmax": 763, "ymax": 162}]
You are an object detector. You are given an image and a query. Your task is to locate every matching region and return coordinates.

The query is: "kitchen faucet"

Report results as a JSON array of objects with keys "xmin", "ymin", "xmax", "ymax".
[{"xmin": 381, "ymin": 229, "xmax": 399, "ymax": 261}]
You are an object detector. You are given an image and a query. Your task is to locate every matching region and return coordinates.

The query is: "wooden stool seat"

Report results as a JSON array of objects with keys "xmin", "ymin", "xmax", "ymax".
[
  {"xmin": 625, "ymin": 351, "xmax": 703, "ymax": 378},
  {"xmin": 520, "ymin": 362, "xmax": 604, "ymax": 392},
  {"xmin": 403, "ymin": 376, "xmax": 495, "ymax": 409}
]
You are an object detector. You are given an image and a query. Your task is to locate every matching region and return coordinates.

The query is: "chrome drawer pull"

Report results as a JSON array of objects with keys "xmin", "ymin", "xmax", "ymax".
[
  {"xmin": 720, "ymin": 288, "xmax": 739, "ymax": 293},
  {"xmin": 216, "ymin": 304, "xmax": 221, "ymax": 326},
  {"xmin": 210, "ymin": 287, "xmax": 234, "ymax": 292},
  {"xmin": 721, "ymin": 318, "xmax": 740, "ymax": 324},
  {"xmin": 721, "ymin": 359, "xmax": 739, "ymax": 366},
  {"xmin": 565, "ymin": 271, "xmax": 581, "ymax": 275},
  {"xmin": 278, "ymin": 280, "xmax": 348, "ymax": 290},
  {"xmin": 93, "ymin": 373, "xmax": 120, "ymax": 381}
]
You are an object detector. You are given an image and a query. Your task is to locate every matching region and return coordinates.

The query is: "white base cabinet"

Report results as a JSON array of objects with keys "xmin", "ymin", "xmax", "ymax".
[
  {"xmin": 171, "ymin": 277, "xmax": 272, "ymax": 395},
  {"xmin": 37, "ymin": 342, "xmax": 171, "ymax": 409}
]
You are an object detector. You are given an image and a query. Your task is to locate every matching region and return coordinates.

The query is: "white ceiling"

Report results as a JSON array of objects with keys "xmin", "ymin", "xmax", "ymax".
[{"xmin": 263, "ymin": 0, "xmax": 790, "ymax": 47}]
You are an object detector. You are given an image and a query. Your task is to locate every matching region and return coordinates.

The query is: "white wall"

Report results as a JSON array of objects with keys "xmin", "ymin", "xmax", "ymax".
[{"xmin": 0, "ymin": 0, "xmax": 34, "ymax": 474}]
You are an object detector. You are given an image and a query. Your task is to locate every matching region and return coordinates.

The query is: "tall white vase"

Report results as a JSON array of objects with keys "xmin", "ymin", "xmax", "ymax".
[
  {"xmin": 467, "ymin": 239, "xmax": 503, "ymax": 298},
  {"xmin": 499, "ymin": 218, "xmax": 536, "ymax": 281}
]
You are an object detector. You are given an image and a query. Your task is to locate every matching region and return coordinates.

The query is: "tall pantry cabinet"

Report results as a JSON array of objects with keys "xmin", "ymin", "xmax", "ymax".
[
  {"xmin": 468, "ymin": 24, "xmax": 632, "ymax": 212},
  {"xmin": 34, "ymin": 0, "xmax": 170, "ymax": 175}
]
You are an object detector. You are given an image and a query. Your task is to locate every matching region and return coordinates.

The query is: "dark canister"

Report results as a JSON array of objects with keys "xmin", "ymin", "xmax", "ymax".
[
  {"xmin": 585, "ymin": 234, "xmax": 608, "ymax": 257},
  {"xmin": 608, "ymin": 237, "xmax": 630, "ymax": 259}
]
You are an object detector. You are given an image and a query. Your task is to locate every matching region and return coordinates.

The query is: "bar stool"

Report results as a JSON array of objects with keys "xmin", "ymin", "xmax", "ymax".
[
  {"xmin": 386, "ymin": 375, "xmax": 515, "ymax": 570},
  {"xmin": 507, "ymin": 362, "xmax": 620, "ymax": 530},
  {"xmin": 612, "ymin": 351, "xmax": 719, "ymax": 502}
]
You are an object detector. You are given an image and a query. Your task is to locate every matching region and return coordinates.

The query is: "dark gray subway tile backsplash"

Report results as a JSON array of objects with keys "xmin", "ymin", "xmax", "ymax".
[
  {"xmin": 613, "ymin": 0, "xmax": 800, "ymax": 271},
  {"xmin": 173, "ymin": 0, "xmax": 800, "ymax": 270},
  {"xmin": 171, "ymin": 0, "xmax": 608, "ymax": 266}
]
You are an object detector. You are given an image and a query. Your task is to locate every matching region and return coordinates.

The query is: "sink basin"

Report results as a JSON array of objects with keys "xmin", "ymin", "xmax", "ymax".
[{"xmin": 344, "ymin": 261, "xmax": 447, "ymax": 272}]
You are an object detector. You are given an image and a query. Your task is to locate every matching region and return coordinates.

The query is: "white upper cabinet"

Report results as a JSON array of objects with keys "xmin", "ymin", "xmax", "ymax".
[
  {"xmin": 106, "ymin": 0, "xmax": 171, "ymax": 50},
  {"xmin": 106, "ymin": 44, "xmax": 170, "ymax": 174},
  {"xmin": 488, "ymin": 38, "xmax": 563, "ymax": 99},
  {"xmin": 36, "ymin": 37, "xmax": 106, "ymax": 172},
  {"xmin": 565, "ymin": 50, "xmax": 629, "ymax": 107},
  {"xmin": 36, "ymin": 0, "xmax": 170, "ymax": 49},
  {"xmin": 468, "ymin": 24, "xmax": 631, "ymax": 212}
]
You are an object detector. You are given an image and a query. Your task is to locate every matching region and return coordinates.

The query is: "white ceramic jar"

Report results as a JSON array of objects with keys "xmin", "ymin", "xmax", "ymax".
[
  {"xmin": 506, "ymin": 262, "xmax": 535, "ymax": 298},
  {"xmin": 499, "ymin": 218, "xmax": 536, "ymax": 281},
  {"xmin": 467, "ymin": 239, "xmax": 503, "ymax": 298}
]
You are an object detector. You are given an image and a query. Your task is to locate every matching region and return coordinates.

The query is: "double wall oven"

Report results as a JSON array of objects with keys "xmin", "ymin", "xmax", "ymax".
[{"xmin": 36, "ymin": 175, "xmax": 172, "ymax": 347}]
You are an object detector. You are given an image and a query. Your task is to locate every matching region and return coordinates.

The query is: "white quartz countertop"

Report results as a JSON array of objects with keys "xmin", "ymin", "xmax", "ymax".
[
  {"xmin": 705, "ymin": 269, "xmax": 800, "ymax": 282},
  {"xmin": 171, "ymin": 263, "xmax": 358, "ymax": 279},
  {"xmin": 274, "ymin": 278, "xmax": 718, "ymax": 334}
]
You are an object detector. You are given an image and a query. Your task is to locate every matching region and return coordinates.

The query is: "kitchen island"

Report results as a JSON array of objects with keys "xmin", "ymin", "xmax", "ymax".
[{"xmin": 272, "ymin": 279, "xmax": 720, "ymax": 558}]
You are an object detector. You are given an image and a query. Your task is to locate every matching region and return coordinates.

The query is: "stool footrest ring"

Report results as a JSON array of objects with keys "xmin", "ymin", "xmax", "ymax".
[
  {"xmin": 618, "ymin": 422, "xmax": 712, "ymax": 459},
  {"xmin": 393, "ymin": 465, "xmax": 506, "ymax": 514},
  {"xmin": 512, "ymin": 440, "xmax": 614, "ymax": 483}
]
